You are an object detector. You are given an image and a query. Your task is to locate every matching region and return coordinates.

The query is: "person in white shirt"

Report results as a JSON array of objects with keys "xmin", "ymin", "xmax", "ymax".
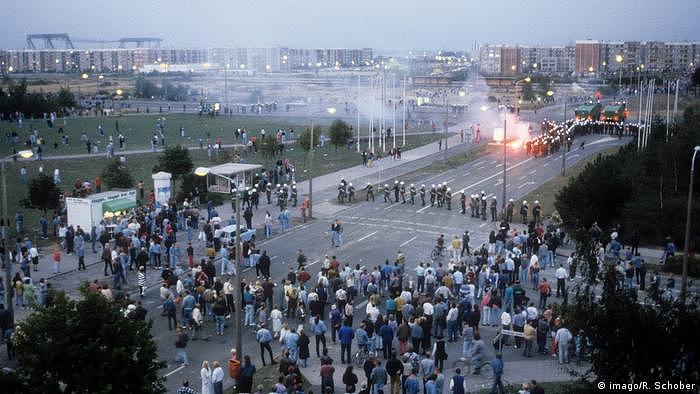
[
  {"xmin": 555, "ymin": 326, "xmax": 572, "ymax": 364},
  {"xmin": 526, "ymin": 303, "xmax": 538, "ymax": 322},
  {"xmin": 422, "ymin": 301, "xmax": 434, "ymax": 316},
  {"xmin": 211, "ymin": 361, "xmax": 224, "ymax": 394},
  {"xmin": 366, "ymin": 302, "xmax": 380, "ymax": 322},
  {"xmin": 555, "ymin": 264, "xmax": 568, "ymax": 297}
]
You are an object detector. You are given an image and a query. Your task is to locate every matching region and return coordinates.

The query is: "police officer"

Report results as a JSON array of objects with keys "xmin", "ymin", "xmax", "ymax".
[
  {"xmin": 365, "ymin": 182, "xmax": 375, "ymax": 201},
  {"xmin": 393, "ymin": 180, "xmax": 400, "ymax": 203},
  {"xmin": 520, "ymin": 200, "xmax": 529, "ymax": 224},
  {"xmin": 429, "ymin": 184, "xmax": 437, "ymax": 206},
  {"xmin": 231, "ymin": 186, "xmax": 238, "ymax": 213},
  {"xmin": 436, "ymin": 184, "xmax": 444, "ymax": 208},
  {"xmin": 506, "ymin": 198, "xmax": 515, "ymax": 223},
  {"xmin": 251, "ymin": 186, "xmax": 259, "ymax": 210},
  {"xmin": 481, "ymin": 196, "xmax": 487, "ymax": 220},
  {"xmin": 399, "ymin": 181, "xmax": 407, "ymax": 204},
  {"xmin": 338, "ymin": 182, "xmax": 346, "ymax": 203},
  {"xmin": 409, "ymin": 184, "xmax": 417, "ymax": 205},
  {"xmin": 532, "ymin": 200, "xmax": 542, "ymax": 224},
  {"xmin": 473, "ymin": 194, "xmax": 480, "ymax": 217},
  {"xmin": 275, "ymin": 184, "xmax": 282, "ymax": 206},
  {"xmin": 460, "ymin": 192, "xmax": 467, "ymax": 214},
  {"xmin": 242, "ymin": 186, "xmax": 250, "ymax": 209},
  {"xmin": 348, "ymin": 183, "xmax": 355, "ymax": 203},
  {"xmin": 265, "ymin": 182, "xmax": 272, "ymax": 204},
  {"xmin": 490, "ymin": 196, "xmax": 498, "ymax": 221},
  {"xmin": 383, "ymin": 184, "xmax": 391, "ymax": 203},
  {"xmin": 290, "ymin": 183, "xmax": 298, "ymax": 207},
  {"xmin": 419, "ymin": 184, "xmax": 426, "ymax": 206},
  {"xmin": 445, "ymin": 187, "xmax": 452, "ymax": 210}
]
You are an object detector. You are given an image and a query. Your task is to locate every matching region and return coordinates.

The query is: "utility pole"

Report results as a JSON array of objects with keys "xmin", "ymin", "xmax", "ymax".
[
  {"xmin": 562, "ymin": 101, "xmax": 567, "ymax": 176},
  {"xmin": 234, "ymin": 188, "xmax": 242, "ymax": 354},
  {"xmin": 308, "ymin": 121, "xmax": 314, "ymax": 219},
  {"xmin": 444, "ymin": 93, "xmax": 449, "ymax": 161},
  {"xmin": 501, "ymin": 117, "xmax": 507, "ymax": 217}
]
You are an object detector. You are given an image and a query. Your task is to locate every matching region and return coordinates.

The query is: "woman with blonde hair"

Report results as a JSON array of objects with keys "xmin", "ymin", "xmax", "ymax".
[{"xmin": 200, "ymin": 360, "xmax": 213, "ymax": 394}]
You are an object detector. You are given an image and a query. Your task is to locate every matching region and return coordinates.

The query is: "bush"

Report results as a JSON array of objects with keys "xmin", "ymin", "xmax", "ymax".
[{"xmin": 662, "ymin": 255, "xmax": 700, "ymax": 277}]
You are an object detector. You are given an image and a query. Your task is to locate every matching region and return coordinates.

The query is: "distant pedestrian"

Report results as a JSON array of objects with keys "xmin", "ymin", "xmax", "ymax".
[{"xmin": 52, "ymin": 245, "xmax": 61, "ymax": 274}]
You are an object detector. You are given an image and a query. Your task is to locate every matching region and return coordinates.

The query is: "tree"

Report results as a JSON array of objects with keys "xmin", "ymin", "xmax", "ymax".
[
  {"xmin": 298, "ymin": 126, "xmax": 320, "ymax": 153},
  {"xmin": 521, "ymin": 81, "xmax": 536, "ymax": 102},
  {"xmin": 328, "ymin": 119, "xmax": 351, "ymax": 152},
  {"xmin": 101, "ymin": 159, "xmax": 134, "ymax": 189},
  {"xmin": 53, "ymin": 87, "xmax": 76, "ymax": 109},
  {"xmin": 692, "ymin": 67, "xmax": 700, "ymax": 87},
  {"xmin": 153, "ymin": 145, "xmax": 193, "ymax": 182},
  {"xmin": 25, "ymin": 174, "xmax": 61, "ymax": 213},
  {"xmin": 10, "ymin": 292, "xmax": 166, "ymax": 393},
  {"xmin": 259, "ymin": 134, "xmax": 278, "ymax": 163}
]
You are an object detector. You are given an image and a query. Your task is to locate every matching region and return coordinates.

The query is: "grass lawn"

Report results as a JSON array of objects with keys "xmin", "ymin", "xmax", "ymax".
[
  {"xmin": 521, "ymin": 146, "xmax": 622, "ymax": 219},
  {"xmin": 1, "ymin": 112, "xmax": 446, "ymax": 158},
  {"xmin": 3, "ymin": 131, "xmax": 442, "ymax": 244}
]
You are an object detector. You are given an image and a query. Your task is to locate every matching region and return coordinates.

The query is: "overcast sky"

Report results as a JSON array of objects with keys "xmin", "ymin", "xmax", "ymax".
[{"xmin": 2, "ymin": 0, "xmax": 699, "ymax": 52}]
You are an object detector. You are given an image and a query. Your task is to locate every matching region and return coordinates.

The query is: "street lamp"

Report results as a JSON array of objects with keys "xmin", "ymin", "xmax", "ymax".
[
  {"xmin": 443, "ymin": 89, "xmax": 466, "ymax": 160},
  {"xmin": 616, "ymin": 54, "xmax": 624, "ymax": 95},
  {"xmin": 307, "ymin": 107, "xmax": 337, "ymax": 219},
  {"xmin": 680, "ymin": 146, "xmax": 700, "ymax": 304},
  {"xmin": 3, "ymin": 149, "xmax": 33, "ymax": 326},
  {"xmin": 194, "ymin": 166, "xmax": 243, "ymax": 353},
  {"xmin": 514, "ymin": 77, "xmax": 531, "ymax": 120}
]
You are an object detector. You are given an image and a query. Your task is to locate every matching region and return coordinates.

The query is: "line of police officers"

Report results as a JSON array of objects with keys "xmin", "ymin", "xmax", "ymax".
[{"xmin": 230, "ymin": 174, "xmax": 299, "ymax": 213}]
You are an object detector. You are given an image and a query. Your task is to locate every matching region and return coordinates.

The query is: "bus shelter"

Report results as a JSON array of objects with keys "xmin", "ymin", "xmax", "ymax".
[{"xmin": 197, "ymin": 163, "xmax": 263, "ymax": 194}]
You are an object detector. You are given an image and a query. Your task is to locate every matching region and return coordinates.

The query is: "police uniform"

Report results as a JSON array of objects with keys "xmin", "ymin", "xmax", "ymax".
[
  {"xmin": 533, "ymin": 200, "xmax": 542, "ymax": 224},
  {"xmin": 290, "ymin": 184, "xmax": 298, "ymax": 207},
  {"xmin": 506, "ymin": 199, "xmax": 514, "ymax": 223},
  {"xmin": 265, "ymin": 182, "xmax": 272, "ymax": 204},
  {"xmin": 520, "ymin": 201, "xmax": 529, "ymax": 223},
  {"xmin": 399, "ymin": 182, "xmax": 406, "ymax": 204},
  {"xmin": 419, "ymin": 185, "xmax": 426, "ymax": 206},
  {"xmin": 460, "ymin": 192, "xmax": 467, "ymax": 214},
  {"xmin": 393, "ymin": 180, "xmax": 400, "ymax": 203},
  {"xmin": 490, "ymin": 197, "xmax": 498, "ymax": 221},
  {"xmin": 409, "ymin": 184, "xmax": 417, "ymax": 205},
  {"xmin": 429, "ymin": 184, "xmax": 437, "ymax": 206},
  {"xmin": 366, "ymin": 183, "xmax": 375, "ymax": 201},
  {"xmin": 445, "ymin": 188, "xmax": 452, "ymax": 210},
  {"xmin": 481, "ymin": 197, "xmax": 487, "ymax": 220},
  {"xmin": 348, "ymin": 183, "xmax": 355, "ymax": 203},
  {"xmin": 383, "ymin": 184, "xmax": 391, "ymax": 203}
]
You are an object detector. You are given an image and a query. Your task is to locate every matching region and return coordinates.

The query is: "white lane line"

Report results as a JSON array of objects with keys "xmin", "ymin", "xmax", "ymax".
[
  {"xmin": 529, "ymin": 170, "xmax": 537, "ymax": 175},
  {"xmin": 517, "ymin": 182, "xmax": 528, "ymax": 189},
  {"xmin": 477, "ymin": 165, "xmax": 485, "ymax": 170},
  {"xmin": 463, "ymin": 171, "xmax": 471, "ymax": 176},
  {"xmin": 357, "ymin": 231, "xmax": 378, "ymax": 242},
  {"xmin": 479, "ymin": 223, "xmax": 488, "ymax": 227},
  {"xmin": 456, "ymin": 157, "xmax": 533, "ymax": 194},
  {"xmin": 543, "ymin": 162, "xmax": 550, "ymax": 167},
  {"xmin": 383, "ymin": 202, "xmax": 401, "ymax": 210},
  {"xmin": 518, "ymin": 175, "xmax": 527, "ymax": 180},
  {"xmin": 400, "ymin": 236, "xmax": 417, "ymax": 247},
  {"xmin": 506, "ymin": 184, "xmax": 511, "ymax": 188},
  {"xmin": 163, "ymin": 365, "xmax": 185, "ymax": 377},
  {"xmin": 271, "ymin": 255, "xmax": 278, "ymax": 260},
  {"xmin": 416, "ymin": 204, "xmax": 432, "ymax": 213},
  {"xmin": 355, "ymin": 300, "xmax": 368, "ymax": 309},
  {"xmin": 491, "ymin": 160, "xmax": 499, "ymax": 165},
  {"xmin": 307, "ymin": 259, "xmax": 320, "ymax": 267},
  {"xmin": 569, "ymin": 153, "xmax": 580, "ymax": 159},
  {"xmin": 446, "ymin": 178, "xmax": 455, "ymax": 184},
  {"xmin": 493, "ymin": 182, "xmax": 500, "ymax": 187}
]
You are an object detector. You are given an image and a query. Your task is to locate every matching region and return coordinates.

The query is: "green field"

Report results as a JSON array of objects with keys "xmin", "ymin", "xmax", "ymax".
[{"xmin": 2, "ymin": 126, "xmax": 441, "ymax": 243}]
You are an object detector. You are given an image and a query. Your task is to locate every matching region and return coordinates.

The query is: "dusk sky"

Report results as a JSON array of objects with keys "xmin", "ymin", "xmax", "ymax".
[{"xmin": 2, "ymin": 0, "xmax": 699, "ymax": 51}]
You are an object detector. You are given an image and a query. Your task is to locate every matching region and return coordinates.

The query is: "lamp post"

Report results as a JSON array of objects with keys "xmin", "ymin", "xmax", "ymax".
[
  {"xmin": 616, "ymin": 54, "xmax": 624, "ymax": 96},
  {"xmin": 501, "ymin": 116, "xmax": 507, "ymax": 218},
  {"xmin": 195, "ymin": 166, "xmax": 242, "ymax": 353},
  {"xmin": 3, "ymin": 149, "xmax": 34, "ymax": 326},
  {"xmin": 443, "ymin": 89, "xmax": 465, "ymax": 160},
  {"xmin": 680, "ymin": 146, "xmax": 700, "ymax": 304},
  {"xmin": 224, "ymin": 64, "xmax": 230, "ymax": 114},
  {"xmin": 306, "ymin": 107, "xmax": 337, "ymax": 219},
  {"xmin": 514, "ymin": 77, "xmax": 531, "ymax": 120}
]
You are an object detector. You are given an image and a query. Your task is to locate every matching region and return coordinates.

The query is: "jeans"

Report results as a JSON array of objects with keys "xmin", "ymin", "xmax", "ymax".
[
  {"xmin": 558, "ymin": 341, "xmax": 569, "ymax": 364},
  {"xmin": 260, "ymin": 342, "xmax": 274, "ymax": 365},
  {"xmin": 341, "ymin": 343, "xmax": 351, "ymax": 363},
  {"xmin": 216, "ymin": 315, "xmax": 225, "ymax": 334},
  {"xmin": 520, "ymin": 267, "xmax": 529, "ymax": 285},
  {"xmin": 315, "ymin": 334, "xmax": 327, "ymax": 357},
  {"xmin": 523, "ymin": 339, "xmax": 533, "ymax": 357},
  {"xmin": 245, "ymin": 304, "xmax": 254, "ymax": 326},
  {"xmin": 289, "ymin": 346, "xmax": 298, "ymax": 362},
  {"xmin": 265, "ymin": 224, "xmax": 272, "ymax": 238},
  {"xmin": 372, "ymin": 384, "xmax": 385, "ymax": 394},
  {"xmin": 490, "ymin": 307, "xmax": 500, "ymax": 326},
  {"xmin": 176, "ymin": 348, "xmax": 189, "ymax": 365},
  {"xmin": 447, "ymin": 320, "xmax": 458, "ymax": 341},
  {"xmin": 482, "ymin": 306, "xmax": 491, "ymax": 325}
]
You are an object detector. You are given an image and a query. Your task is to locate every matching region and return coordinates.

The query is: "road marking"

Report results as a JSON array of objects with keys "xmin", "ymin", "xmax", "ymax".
[
  {"xmin": 493, "ymin": 181, "xmax": 500, "ymax": 186},
  {"xmin": 423, "ymin": 173, "xmax": 444, "ymax": 182},
  {"xmin": 543, "ymin": 162, "xmax": 550, "ymax": 167},
  {"xmin": 518, "ymin": 175, "xmax": 526, "ymax": 180},
  {"xmin": 517, "ymin": 182, "xmax": 528, "ymax": 189},
  {"xmin": 569, "ymin": 153, "xmax": 580, "ymax": 159},
  {"xmin": 463, "ymin": 171, "xmax": 471, "ymax": 176},
  {"xmin": 479, "ymin": 223, "xmax": 488, "ymax": 227},
  {"xmin": 446, "ymin": 178, "xmax": 455, "ymax": 184},
  {"xmin": 400, "ymin": 236, "xmax": 417, "ymax": 247},
  {"xmin": 416, "ymin": 204, "xmax": 432, "ymax": 213},
  {"xmin": 477, "ymin": 165, "xmax": 485, "ymax": 170},
  {"xmin": 456, "ymin": 157, "xmax": 533, "ymax": 194},
  {"xmin": 355, "ymin": 300, "xmax": 368, "ymax": 309},
  {"xmin": 383, "ymin": 202, "xmax": 401, "ymax": 210},
  {"xmin": 506, "ymin": 184, "xmax": 511, "ymax": 188},
  {"xmin": 357, "ymin": 231, "xmax": 378, "ymax": 242},
  {"xmin": 529, "ymin": 170, "xmax": 537, "ymax": 175},
  {"xmin": 491, "ymin": 160, "xmax": 499, "ymax": 165},
  {"xmin": 307, "ymin": 259, "xmax": 320, "ymax": 267},
  {"xmin": 271, "ymin": 255, "xmax": 278, "ymax": 260},
  {"xmin": 163, "ymin": 365, "xmax": 185, "ymax": 377}
]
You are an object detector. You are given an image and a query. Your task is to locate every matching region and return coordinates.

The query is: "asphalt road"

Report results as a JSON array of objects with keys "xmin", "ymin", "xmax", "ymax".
[{"xmin": 147, "ymin": 133, "xmax": 628, "ymax": 392}]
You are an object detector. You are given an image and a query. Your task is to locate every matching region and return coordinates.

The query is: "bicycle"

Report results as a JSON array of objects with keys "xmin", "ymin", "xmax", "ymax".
[
  {"xmin": 451, "ymin": 357, "xmax": 494, "ymax": 380},
  {"xmin": 353, "ymin": 345, "xmax": 377, "ymax": 366},
  {"xmin": 430, "ymin": 245, "xmax": 447, "ymax": 260}
]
